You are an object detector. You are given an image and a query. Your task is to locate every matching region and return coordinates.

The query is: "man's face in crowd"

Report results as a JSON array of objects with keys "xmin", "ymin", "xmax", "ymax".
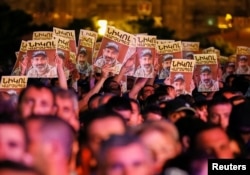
[
  {"xmin": 162, "ymin": 60, "xmax": 171, "ymax": 69},
  {"xmin": 195, "ymin": 127, "xmax": 234, "ymax": 158},
  {"xmin": 226, "ymin": 66, "xmax": 234, "ymax": 74},
  {"xmin": 208, "ymin": 103, "xmax": 232, "ymax": 130},
  {"xmin": 77, "ymin": 53, "xmax": 87, "ymax": 65},
  {"xmin": 0, "ymin": 124, "xmax": 26, "ymax": 162},
  {"xmin": 103, "ymin": 48, "xmax": 119, "ymax": 65},
  {"xmin": 200, "ymin": 71, "xmax": 212, "ymax": 86},
  {"xmin": 238, "ymin": 59, "xmax": 248, "ymax": 68},
  {"xmin": 87, "ymin": 117, "xmax": 126, "ymax": 156},
  {"xmin": 55, "ymin": 96, "xmax": 79, "ymax": 131},
  {"xmin": 140, "ymin": 55, "xmax": 153, "ymax": 71},
  {"xmin": 103, "ymin": 143, "xmax": 154, "ymax": 175},
  {"xmin": 31, "ymin": 56, "xmax": 48, "ymax": 73},
  {"xmin": 140, "ymin": 130, "xmax": 180, "ymax": 173},
  {"xmin": 19, "ymin": 87, "xmax": 55, "ymax": 118},
  {"xmin": 172, "ymin": 80, "xmax": 185, "ymax": 96}
]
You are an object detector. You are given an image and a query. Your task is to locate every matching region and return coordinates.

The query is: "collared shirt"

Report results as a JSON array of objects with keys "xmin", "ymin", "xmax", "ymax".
[
  {"xmin": 134, "ymin": 65, "xmax": 154, "ymax": 78},
  {"xmin": 76, "ymin": 62, "xmax": 92, "ymax": 76},
  {"xmin": 158, "ymin": 68, "xmax": 170, "ymax": 79},
  {"xmin": 27, "ymin": 64, "xmax": 58, "ymax": 78},
  {"xmin": 235, "ymin": 66, "xmax": 250, "ymax": 75},
  {"xmin": 94, "ymin": 56, "xmax": 122, "ymax": 74},
  {"xmin": 198, "ymin": 79, "xmax": 219, "ymax": 92}
]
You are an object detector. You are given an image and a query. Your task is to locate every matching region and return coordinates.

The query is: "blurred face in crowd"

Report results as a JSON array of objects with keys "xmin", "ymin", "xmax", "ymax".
[
  {"xmin": 139, "ymin": 129, "xmax": 180, "ymax": 173},
  {"xmin": 26, "ymin": 120, "xmax": 46, "ymax": 172},
  {"xmin": 103, "ymin": 48, "xmax": 119, "ymax": 65},
  {"xmin": 141, "ymin": 86, "xmax": 154, "ymax": 101},
  {"xmin": 208, "ymin": 103, "xmax": 232, "ymax": 130},
  {"xmin": 77, "ymin": 53, "xmax": 87, "ymax": 65},
  {"xmin": 238, "ymin": 59, "xmax": 248, "ymax": 68},
  {"xmin": 55, "ymin": 96, "xmax": 79, "ymax": 131},
  {"xmin": 31, "ymin": 56, "xmax": 48, "ymax": 73},
  {"xmin": 87, "ymin": 117, "xmax": 126, "ymax": 156},
  {"xmin": 195, "ymin": 127, "xmax": 234, "ymax": 158},
  {"xmin": 226, "ymin": 66, "xmax": 235, "ymax": 74},
  {"xmin": 0, "ymin": 124, "xmax": 26, "ymax": 162},
  {"xmin": 19, "ymin": 87, "xmax": 55, "ymax": 118},
  {"xmin": 200, "ymin": 71, "xmax": 212, "ymax": 86},
  {"xmin": 162, "ymin": 60, "xmax": 171, "ymax": 69},
  {"xmin": 140, "ymin": 55, "xmax": 153, "ymax": 71},
  {"xmin": 102, "ymin": 143, "xmax": 154, "ymax": 175},
  {"xmin": 172, "ymin": 80, "xmax": 185, "ymax": 96}
]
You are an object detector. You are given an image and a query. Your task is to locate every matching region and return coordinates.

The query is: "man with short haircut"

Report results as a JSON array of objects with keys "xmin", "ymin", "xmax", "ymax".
[
  {"xmin": 27, "ymin": 51, "xmax": 57, "ymax": 78},
  {"xmin": 235, "ymin": 55, "xmax": 250, "ymax": 74},
  {"xmin": 158, "ymin": 54, "xmax": 173, "ymax": 79},
  {"xmin": 135, "ymin": 49, "xmax": 154, "ymax": 78},
  {"xmin": 207, "ymin": 97, "xmax": 232, "ymax": 130},
  {"xmin": 97, "ymin": 133, "xmax": 154, "ymax": 175},
  {"xmin": 191, "ymin": 124, "xmax": 235, "ymax": 159},
  {"xmin": 18, "ymin": 84, "xmax": 56, "ymax": 119},
  {"xmin": 26, "ymin": 115, "xmax": 75, "ymax": 175},
  {"xmin": 198, "ymin": 65, "xmax": 219, "ymax": 91},
  {"xmin": 53, "ymin": 87, "xmax": 79, "ymax": 131},
  {"xmin": 95, "ymin": 42, "xmax": 122, "ymax": 74}
]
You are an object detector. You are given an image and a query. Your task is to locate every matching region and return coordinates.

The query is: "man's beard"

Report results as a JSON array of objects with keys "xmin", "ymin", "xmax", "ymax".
[
  {"xmin": 35, "ymin": 64, "xmax": 47, "ymax": 73},
  {"xmin": 105, "ymin": 57, "xmax": 115, "ymax": 65}
]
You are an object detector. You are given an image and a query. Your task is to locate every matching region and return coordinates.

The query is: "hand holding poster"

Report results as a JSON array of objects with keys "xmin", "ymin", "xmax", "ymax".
[
  {"xmin": 11, "ymin": 40, "xmax": 27, "ymax": 76},
  {"xmin": 194, "ymin": 53, "xmax": 219, "ymax": 92},
  {"xmin": 170, "ymin": 59, "xmax": 195, "ymax": 96},
  {"xmin": 235, "ymin": 46, "xmax": 250, "ymax": 75}
]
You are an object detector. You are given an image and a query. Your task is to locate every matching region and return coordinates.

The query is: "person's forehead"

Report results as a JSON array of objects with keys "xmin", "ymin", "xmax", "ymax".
[
  {"xmin": 89, "ymin": 116, "xmax": 125, "ymax": 134},
  {"xmin": 197, "ymin": 128, "xmax": 229, "ymax": 144},
  {"xmin": 105, "ymin": 47, "xmax": 118, "ymax": 53},
  {"xmin": 24, "ymin": 87, "xmax": 53, "ymax": 98},
  {"xmin": 0, "ymin": 125, "xmax": 25, "ymax": 142},
  {"xmin": 107, "ymin": 143, "xmax": 146, "ymax": 160},
  {"xmin": 33, "ymin": 56, "xmax": 46, "ymax": 59}
]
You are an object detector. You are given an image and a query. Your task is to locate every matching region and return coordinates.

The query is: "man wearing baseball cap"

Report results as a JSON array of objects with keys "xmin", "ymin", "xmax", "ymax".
[
  {"xmin": 94, "ymin": 42, "xmax": 122, "ymax": 74},
  {"xmin": 235, "ymin": 55, "xmax": 250, "ymax": 75},
  {"xmin": 158, "ymin": 54, "xmax": 173, "ymax": 79},
  {"xmin": 134, "ymin": 48, "xmax": 154, "ymax": 78},
  {"xmin": 172, "ymin": 73, "xmax": 190, "ymax": 96},
  {"xmin": 198, "ymin": 65, "xmax": 219, "ymax": 92},
  {"xmin": 27, "ymin": 50, "xmax": 57, "ymax": 78},
  {"xmin": 76, "ymin": 47, "xmax": 92, "ymax": 76}
]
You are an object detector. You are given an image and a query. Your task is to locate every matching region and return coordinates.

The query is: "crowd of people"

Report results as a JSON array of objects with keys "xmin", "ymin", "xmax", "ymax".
[{"xmin": 0, "ymin": 53, "xmax": 250, "ymax": 175}]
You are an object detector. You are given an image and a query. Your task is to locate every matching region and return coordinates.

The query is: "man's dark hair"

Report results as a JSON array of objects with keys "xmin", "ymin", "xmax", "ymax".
[
  {"xmin": 106, "ymin": 96, "xmax": 132, "ymax": 112},
  {"xmin": 26, "ymin": 115, "xmax": 75, "ymax": 159},
  {"xmin": 79, "ymin": 106, "xmax": 126, "ymax": 145},
  {"xmin": 97, "ymin": 133, "xmax": 149, "ymax": 169},
  {"xmin": 102, "ymin": 76, "xmax": 121, "ymax": 96},
  {"xmin": 18, "ymin": 84, "xmax": 55, "ymax": 105}
]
